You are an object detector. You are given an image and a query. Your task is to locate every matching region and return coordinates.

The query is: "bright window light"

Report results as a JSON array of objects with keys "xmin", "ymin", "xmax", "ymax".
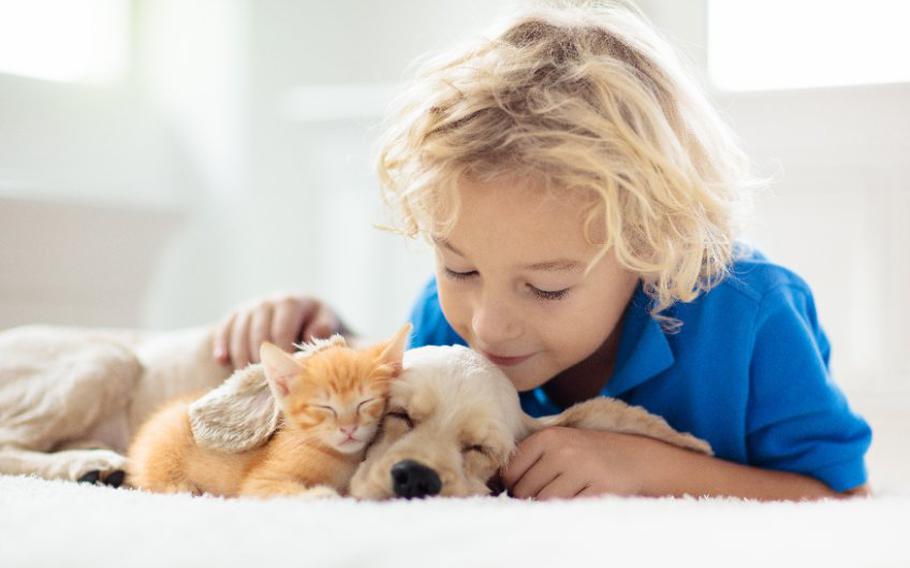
[
  {"xmin": 0, "ymin": 0, "xmax": 129, "ymax": 83},
  {"xmin": 709, "ymin": 0, "xmax": 910, "ymax": 91}
]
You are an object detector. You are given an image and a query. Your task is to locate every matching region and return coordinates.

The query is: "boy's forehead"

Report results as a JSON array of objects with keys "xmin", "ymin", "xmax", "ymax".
[
  {"xmin": 435, "ymin": 178, "xmax": 603, "ymax": 260},
  {"xmin": 435, "ymin": 234, "xmax": 586, "ymax": 273}
]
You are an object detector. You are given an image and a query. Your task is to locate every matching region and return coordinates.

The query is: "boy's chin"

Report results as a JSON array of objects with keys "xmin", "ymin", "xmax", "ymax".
[{"xmin": 500, "ymin": 367, "xmax": 549, "ymax": 393}]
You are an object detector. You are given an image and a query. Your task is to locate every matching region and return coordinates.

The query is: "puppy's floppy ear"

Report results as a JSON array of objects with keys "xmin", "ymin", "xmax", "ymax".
[
  {"xmin": 517, "ymin": 413, "xmax": 542, "ymax": 441},
  {"xmin": 188, "ymin": 363, "xmax": 280, "ymax": 453},
  {"xmin": 530, "ymin": 397, "xmax": 713, "ymax": 455},
  {"xmin": 372, "ymin": 323, "xmax": 412, "ymax": 378}
]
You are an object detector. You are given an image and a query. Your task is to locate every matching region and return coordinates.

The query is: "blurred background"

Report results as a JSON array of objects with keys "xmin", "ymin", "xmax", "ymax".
[{"xmin": 0, "ymin": 0, "xmax": 908, "ymax": 446}]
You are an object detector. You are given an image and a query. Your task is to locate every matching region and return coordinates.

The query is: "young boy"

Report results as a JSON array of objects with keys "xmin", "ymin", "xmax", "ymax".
[{"xmin": 214, "ymin": 4, "xmax": 870, "ymax": 500}]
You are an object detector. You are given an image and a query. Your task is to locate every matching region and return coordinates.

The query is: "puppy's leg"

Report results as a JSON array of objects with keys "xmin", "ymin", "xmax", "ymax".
[
  {"xmin": 0, "ymin": 446, "xmax": 128, "ymax": 481},
  {"xmin": 52, "ymin": 440, "xmax": 128, "ymax": 486},
  {"xmin": 538, "ymin": 397, "xmax": 713, "ymax": 455},
  {"xmin": 56, "ymin": 439, "xmax": 115, "ymax": 451},
  {"xmin": 239, "ymin": 476, "xmax": 340, "ymax": 499}
]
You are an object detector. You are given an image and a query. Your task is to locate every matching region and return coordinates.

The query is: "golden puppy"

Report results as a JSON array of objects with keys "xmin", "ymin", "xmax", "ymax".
[{"xmin": 348, "ymin": 345, "xmax": 710, "ymax": 499}]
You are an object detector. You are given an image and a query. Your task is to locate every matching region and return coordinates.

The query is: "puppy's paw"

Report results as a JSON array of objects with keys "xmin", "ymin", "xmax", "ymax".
[
  {"xmin": 103, "ymin": 470, "xmax": 126, "ymax": 487},
  {"xmin": 66, "ymin": 449, "xmax": 128, "ymax": 483},
  {"xmin": 77, "ymin": 469, "xmax": 126, "ymax": 487}
]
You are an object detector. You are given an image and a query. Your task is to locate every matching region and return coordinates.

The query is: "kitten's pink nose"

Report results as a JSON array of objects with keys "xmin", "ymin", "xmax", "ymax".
[{"xmin": 340, "ymin": 425, "xmax": 358, "ymax": 437}]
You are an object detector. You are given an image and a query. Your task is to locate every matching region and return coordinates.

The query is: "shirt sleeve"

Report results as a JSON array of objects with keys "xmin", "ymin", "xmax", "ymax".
[
  {"xmin": 407, "ymin": 277, "xmax": 466, "ymax": 349},
  {"xmin": 746, "ymin": 283, "xmax": 872, "ymax": 492}
]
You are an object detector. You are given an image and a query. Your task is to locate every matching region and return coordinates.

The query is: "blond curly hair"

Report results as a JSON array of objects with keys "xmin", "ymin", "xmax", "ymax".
[{"xmin": 376, "ymin": 3, "xmax": 758, "ymax": 327}]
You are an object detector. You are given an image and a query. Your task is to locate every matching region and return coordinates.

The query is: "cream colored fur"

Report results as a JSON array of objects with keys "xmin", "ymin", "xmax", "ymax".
[
  {"xmin": 348, "ymin": 345, "xmax": 711, "ymax": 499},
  {"xmin": 0, "ymin": 325, "xmax": 231, "ymax": 481}
]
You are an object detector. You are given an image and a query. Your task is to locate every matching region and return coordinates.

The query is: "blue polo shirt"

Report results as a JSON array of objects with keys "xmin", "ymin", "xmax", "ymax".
[{"xmin": 406, "ymin": 249, "xmax": 872, "ymax": 492}]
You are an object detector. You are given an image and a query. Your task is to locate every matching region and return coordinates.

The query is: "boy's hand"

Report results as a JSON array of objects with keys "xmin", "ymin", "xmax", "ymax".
[
  {"xmin": 501, "ymin": 426, "xmax": 666, "ymax": 500},
  {"xmin": 213, "ymin": 294, "xmax": 347, "ymax": 369}
]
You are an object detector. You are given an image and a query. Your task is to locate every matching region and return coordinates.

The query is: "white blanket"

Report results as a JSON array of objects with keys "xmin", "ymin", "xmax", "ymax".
[
  {"xmin": 2, "ymin": 325, "xmax": 907, "ymax": 567},
  {"xmin": 0, "ymin": 474, "xmax": 907, "ymax": 568}
]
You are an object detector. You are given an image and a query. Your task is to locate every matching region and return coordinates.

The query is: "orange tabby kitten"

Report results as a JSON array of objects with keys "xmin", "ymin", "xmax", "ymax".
[{"xmin": 126, "ymin": 324, "xmax": 410, "ymax": 498}]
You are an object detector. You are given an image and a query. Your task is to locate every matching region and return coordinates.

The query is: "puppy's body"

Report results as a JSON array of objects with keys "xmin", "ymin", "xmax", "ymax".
[
  {"xmin": 351, "ymin": 345, "xmax": 526, "ymax": 499},
  {"xmin": 0, "ymin": 326, "xmax": 232, "ymax": 483},
  {"xmin": 349, "ymin": 345, "xmax": 711, "ymax": 500},
  {"xmin": 162, "ymin": 342, "xmax": 708, "ymax": 500}
]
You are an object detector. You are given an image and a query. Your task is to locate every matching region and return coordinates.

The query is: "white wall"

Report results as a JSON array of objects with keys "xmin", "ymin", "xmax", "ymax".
[
  {"xmin": 639, "ymin": 0, "xmax": 909, "ymax": 389},
  {"xmin": 0, "ymin": 0, "xmax": 907, "ymax": 392},
  {"xmin": 139, "ymin": 0, "xmax": 525, "ymax": 338},
  {"xmin": 721, "ymin": 84, "xmax": 910, "ymax": 390}
]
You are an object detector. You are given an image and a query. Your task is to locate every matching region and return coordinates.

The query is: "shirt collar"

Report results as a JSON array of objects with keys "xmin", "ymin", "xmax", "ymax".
[
  {"xmin": 600, "ymin": 284, "xmax": 675, "ymax": 397},
  {"xmin": 526, "ymin": 284, "xmax": 675, "ymax": 414}
]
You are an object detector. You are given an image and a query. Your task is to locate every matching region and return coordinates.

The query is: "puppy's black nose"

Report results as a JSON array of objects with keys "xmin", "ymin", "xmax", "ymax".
[{"xmin": 390, "ymin": 459, "xmax": 442, "ymax": 499}]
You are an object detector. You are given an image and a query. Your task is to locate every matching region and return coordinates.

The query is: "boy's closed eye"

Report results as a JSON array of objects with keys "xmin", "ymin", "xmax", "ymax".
[{"xmin": 442, "ymin": 267, "xmax": 572, "ymax": 301}]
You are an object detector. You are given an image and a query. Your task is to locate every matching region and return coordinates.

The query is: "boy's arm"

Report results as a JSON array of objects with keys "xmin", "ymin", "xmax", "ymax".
[
  {"xmin": 502, "ymin": 426, "xmax": 869, "ymax": 501},
  {"xmin": 743, "ymin": 284, "xmax": 872, "ymax": 495},
  {"xmin": 642, "ymin": 435, "xmax": 869, "ymax": 500}
]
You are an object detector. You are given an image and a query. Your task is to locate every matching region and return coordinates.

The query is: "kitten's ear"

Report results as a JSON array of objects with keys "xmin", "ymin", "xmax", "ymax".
[
  {"xmin": 374, "ymin": 323, "xmax": 412, "ymax": 377},
  {"xmin": 260, "ymin": 342, "xmax": 304, "ymax": 399}
]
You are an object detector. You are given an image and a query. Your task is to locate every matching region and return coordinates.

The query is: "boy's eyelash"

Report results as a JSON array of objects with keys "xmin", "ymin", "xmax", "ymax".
[
  {"xmin": 443, "ymin": 268, "xmax": 570, "ymax": 301},
  {"xmin": 530, "ymin": 286, "xmax": 569, "ymax": 301},
  {"xmin": 443, "ymin": 268, "xmax": 477, "ymax": 280}
]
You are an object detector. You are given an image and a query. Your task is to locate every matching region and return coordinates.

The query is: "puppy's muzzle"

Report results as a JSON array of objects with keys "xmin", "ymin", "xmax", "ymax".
[{"xmin": 390, "ymin": 459, "xmax": 442, "ymax": 499}]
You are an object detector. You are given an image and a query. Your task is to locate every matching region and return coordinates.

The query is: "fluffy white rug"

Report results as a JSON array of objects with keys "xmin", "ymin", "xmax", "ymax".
[{"xmin": 1, "ymin": 474, "xmax": 907, "ymax": 568}]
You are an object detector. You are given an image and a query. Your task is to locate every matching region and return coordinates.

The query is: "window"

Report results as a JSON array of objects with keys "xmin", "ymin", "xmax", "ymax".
[
  {"xmin": 708, "ymin": 0, "xmax": 910, "ymax": 91},
  {"xmin": 0, "ymin": 0, "xmax": 130, "ymax": 83}
]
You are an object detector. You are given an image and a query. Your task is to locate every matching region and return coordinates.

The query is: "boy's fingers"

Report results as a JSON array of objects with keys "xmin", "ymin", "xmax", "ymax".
[
  {"xmin": 230, "ymin": 311, "xmax": 252, "ymax": 369},
  {"xmin": 271, "ymin": 299, "xmax": 309, "ymax": 353},
  {"xmin": 575, "ymin": 484, "xmax": 597, "ymax": 498},
  {"xmin": 301, "ymin": 304, "xmax": 339, "ymax": 342},
  {"xmin": 500, "ymin": 436, "xmax": 545, "ymax": 489},
  {"xmin": 509, "ymin": 454, "xmax": 558, "ymax": 499},
  {"xmin": 248, "ymin": 304, "xmax": 274, "ymax": 364},
  {"xmin": 213, "ymin": 312, "xmax": 236, "ymax": 364},
  {"xmin": 535, "ymin": 473, "xmax": 582, "ymax": 501}
]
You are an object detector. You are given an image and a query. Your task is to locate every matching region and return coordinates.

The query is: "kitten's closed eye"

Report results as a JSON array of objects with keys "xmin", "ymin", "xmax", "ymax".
[
  {"xmin": 357, "ymin": 398, "xmax": 384, "ymax": 413},
  {"xmin": 356, "ymin": 398, "xmax": 377, "ymax": 410},
  {"xmin": 356, "ymin": 398, "xmax": 386, "ymax": 422},
  {"xmin": 310, "ymin": 404, "xmax": 337, "ymax": 417}
]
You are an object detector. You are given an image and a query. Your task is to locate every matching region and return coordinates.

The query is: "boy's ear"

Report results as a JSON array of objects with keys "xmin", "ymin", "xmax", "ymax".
[
  {"xmin": 374, "ymin": 323, "xmax": 412, "ymax": 377},
  {"xmin": 260, "ymin": 342, "xmax": 304, "ymax": 398}
]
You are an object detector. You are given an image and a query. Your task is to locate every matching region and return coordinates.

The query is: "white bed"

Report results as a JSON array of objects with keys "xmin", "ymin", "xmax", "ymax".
[
  {"xmin": 3, "ymin": 387, "xmax": 909, "ymax": 568},
  {"xmin": 1, "ymin": 331, "xmax": 908, "ymax": 568},
  {"xmin": 1, "ymin": 473, "xmax": 907, "ymax": 568}
]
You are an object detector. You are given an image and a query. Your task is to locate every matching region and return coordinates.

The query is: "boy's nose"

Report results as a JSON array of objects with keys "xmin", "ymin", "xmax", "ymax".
[{"xmin": 471, "ymin": 301, "xmax": 521, "ymax": 345}]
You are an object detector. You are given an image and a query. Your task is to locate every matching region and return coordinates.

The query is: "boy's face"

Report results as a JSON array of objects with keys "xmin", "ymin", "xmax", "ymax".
[{"xmin": 433, "ymin": 177, "xmax": 639, "ymax": 392}]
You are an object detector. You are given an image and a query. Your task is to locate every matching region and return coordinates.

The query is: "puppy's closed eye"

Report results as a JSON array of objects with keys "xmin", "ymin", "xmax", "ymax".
[
  {"xmin": 462, "ymin": 444, "xmax": 489, "ymax": 456},
  {"xmin": 385, "ymin": 410, "xmax": 414, "ymax": 429}
]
